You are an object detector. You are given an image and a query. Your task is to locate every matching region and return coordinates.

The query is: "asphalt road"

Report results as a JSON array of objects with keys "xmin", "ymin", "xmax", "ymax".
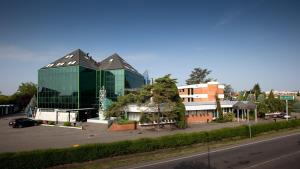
[{"xmin": 127, "ymin": 133, "xmax": 300, "ymax": 169}]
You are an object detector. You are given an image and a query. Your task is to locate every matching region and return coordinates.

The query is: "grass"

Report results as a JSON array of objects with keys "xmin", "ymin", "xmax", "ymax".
[{"xmin": 50, "ymin": 127, "xmax": 300, "ymax": 169}]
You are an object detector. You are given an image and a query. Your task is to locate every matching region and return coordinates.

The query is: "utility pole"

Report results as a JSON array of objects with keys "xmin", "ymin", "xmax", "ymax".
[
  {"xmin": 207, "ymin": 133, "xmax": 211, "ymax": 169},
  {"xmin": 286, "ymin": 100, "xmax": 289, "ymax": 121}
]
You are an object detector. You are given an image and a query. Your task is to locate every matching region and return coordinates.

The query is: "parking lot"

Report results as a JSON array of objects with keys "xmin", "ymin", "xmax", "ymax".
[{"xmin": 0, "ymin": 113, "xmax": 287, "ymax": 153}]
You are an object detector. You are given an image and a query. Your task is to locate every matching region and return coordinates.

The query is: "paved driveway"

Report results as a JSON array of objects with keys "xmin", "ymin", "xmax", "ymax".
[{"xmin": 0, "ymin": 113, "xmax": 271, "ymax": 153}]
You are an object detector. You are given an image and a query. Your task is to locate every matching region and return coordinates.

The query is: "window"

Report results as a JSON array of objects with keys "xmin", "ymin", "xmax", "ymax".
[
  {"xmin": 67, "ymin": 61, "xmax": 76, "ymax": 65},
  {"xmin": 65, "ymin": 54, "xmax": 74, "ymax": 59},
  {"xmin": 56, "ymin": 62, "xmax": 65, "ymax": 66},
  {"xmin": 46, "ymin": 63, "xmax": 54, "ymax": 67}
]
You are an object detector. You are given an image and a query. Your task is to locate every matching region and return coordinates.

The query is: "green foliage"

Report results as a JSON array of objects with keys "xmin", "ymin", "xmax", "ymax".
[
  {"xmin": 251, "ymin": 119, "xmax": 300, "ymax": 136},
  {"xmin": 215, "ymin": 94, "xmax": 223, "ymax": 119},
  {"xmin": 106, "ymin": 93, "xmax": 137, "ymax": 117},
  {"xmin": 223, "ymin": 112, "xmax": 235, "ymax": 122},
  {"xmin": 257, "ymin": 97, "xmax": 285, "ymax": 114},
  {"xmin": 0, "ymin": 82, "xmax": 37, "ymax": 110},
  {"xmin": 0, "ymin": 95, "xmax": 12, "ymax": 105},
  {"xmin": 116, "ymin": 119, "xmax": 135, "ymax": 125},
  {"xmin": 224, "ymin": 84, "xmax": 234, "ymax": 100},
  {"xmin": 215, "ymin": 112, "xmax": 234, "ymax": 123},
  {"xmin": 48, "ymin": 121, "xmax": 55, "ymax": 125},
  {"xmin": 268, "ymin": 90, "xmax": 275, "ymax": 99},
  {"xmin": 1, "ymin": 120, "xmax": 300, "ymax": 169},
  {"xmin": 139, "ymin": 113, "xmax": 152, "ymax": 123},
  {"xmin": 107, "ymin": 74, "xmax": 186, "ymax": 127},
  {"xmin": 238, "ymin": 90, "xmax": 250, "ymax": 101},
  {"xmin": 257, "ymin": 93, "xmax": 266, "ymax": 103},
  {"xmin": 186, "ymin": 67, "xmax": 215, "ymax": 85},
  {"xmin": 63, "ymin": 122, "xmax": 71, "ymax": 126},
  {"xmin": 252, "ymin": 83, "xmax": 261, "ymax": 100},
  {"xmin": 297, "ymin": 91, "xmax": 300, "ymax": 96},
  {"xmin": 292, "ymin": 98, "xmax": 300, "ymax": 113}
]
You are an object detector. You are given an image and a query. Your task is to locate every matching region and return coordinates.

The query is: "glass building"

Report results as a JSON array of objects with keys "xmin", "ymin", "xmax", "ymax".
[{"xmin": 37, "ymin": 49, "xmax": 145, "ymax": 120}]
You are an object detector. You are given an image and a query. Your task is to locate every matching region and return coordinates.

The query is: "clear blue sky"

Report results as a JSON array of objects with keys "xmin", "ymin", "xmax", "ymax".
[{"xmin": 0, "ymin": 0, "xmax": 299, "ymax": 95}]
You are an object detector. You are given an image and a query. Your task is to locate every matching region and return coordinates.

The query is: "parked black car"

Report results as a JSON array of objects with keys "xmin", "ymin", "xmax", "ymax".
[{"xmin": 9, "ymin": 118, "xmax": 38, "ymax": 128}]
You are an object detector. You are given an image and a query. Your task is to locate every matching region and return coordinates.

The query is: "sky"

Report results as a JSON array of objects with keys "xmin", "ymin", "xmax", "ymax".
[{"xmin": 0, "ymin": 0, "xmax": 299, "ymax": 95}]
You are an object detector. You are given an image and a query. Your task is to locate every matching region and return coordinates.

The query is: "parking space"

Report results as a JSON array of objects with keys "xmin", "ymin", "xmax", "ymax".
[{"xmin": 0, "ymin": 113, "xmax": 274, "ymax": 153}]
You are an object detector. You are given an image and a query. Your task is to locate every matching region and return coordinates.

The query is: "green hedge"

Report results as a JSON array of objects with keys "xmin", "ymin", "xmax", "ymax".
[{"xmin": 1, "ymin": 120, "xmax": 300, "ymax": 169}]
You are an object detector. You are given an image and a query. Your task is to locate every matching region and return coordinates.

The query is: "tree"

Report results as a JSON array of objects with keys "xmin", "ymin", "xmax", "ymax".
[
  {"xmin": 257, "ymin": 93, "xmax": 266, "ymax": 103},
  {"xmin": 107, "ymin": 74, "xmax": 186, "ymax": 128},
  {"xmin": 268, "ymin": 90, "xmax": 275, "ymax": 99},
  {"xmin": 13, "ymin": 82, "xmax": 37, "ymax": 110},
  {"xmin": 215, "ymin": 94, "xmax": 223, "ymax": 120},
  {"xmin": 238, "ymin": 90, "xmax": 250, "ymax": 101},
  {"xmin": 186, "ymin": 68, "xmax": 215, "ymax": 85},
  {"xmin": 257, "ymin": 89, "xmax": 284, "ymax": 115},
  {"xmin": 297, "ymin": 91, "xmax": 300, "ymax": 96},
  {"xmin": 224, "ymin": 84, "xmax": 234, "ymax": 100},
  {"xmin": 252, "ymin": 83, "xmax": 261, "ymax": 100}
]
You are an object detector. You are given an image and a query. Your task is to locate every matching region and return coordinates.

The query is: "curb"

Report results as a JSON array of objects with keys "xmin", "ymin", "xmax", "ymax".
[{"xmin": 40, "ymin": 124, "xmax": 82, "ymax": 130}]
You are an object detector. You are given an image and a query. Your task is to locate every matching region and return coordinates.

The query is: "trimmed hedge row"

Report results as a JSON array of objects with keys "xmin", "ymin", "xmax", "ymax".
[{"xmin": 1, "ymin": 119, "xmax": 300, "ymax": 169}]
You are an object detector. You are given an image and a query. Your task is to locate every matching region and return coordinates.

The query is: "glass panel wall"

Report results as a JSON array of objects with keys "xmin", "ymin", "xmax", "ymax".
[
  {"xmin": 125, "ymin": 70, "xmax": 145, "ymax": 91},
  {"xmin": 38, "ymin": 66, "xmax": 79, "ymax": 109},
  {"xmin": 79, "ymin": 66, "xmax": 96, "ymax": 108}
]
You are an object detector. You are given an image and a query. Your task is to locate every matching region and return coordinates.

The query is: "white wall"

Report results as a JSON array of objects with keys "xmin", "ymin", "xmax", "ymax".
[
  {"xmin": 35, "ymin": 109, "xmax": 76, "ymax": 122},
  {"xmin": 128, "ymin": 112, "xmax": 141, "ymax": 121}
]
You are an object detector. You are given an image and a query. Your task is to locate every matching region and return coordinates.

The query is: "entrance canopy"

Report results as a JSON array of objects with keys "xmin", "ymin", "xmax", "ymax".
[{"xmin": 233, "ymin": 101, "xmax": 256, "ymax": 110}]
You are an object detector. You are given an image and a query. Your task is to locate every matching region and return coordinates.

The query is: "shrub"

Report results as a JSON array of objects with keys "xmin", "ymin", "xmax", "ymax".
[
  {"xmin": 1, "ymin": 119, "xmax": 299, "ymax": 169},
  {"xmin": 215, "ymin": 112, "xmax": 235, "ymax": 123},
  {"xmin": 63, "ymin": 122, "xmax": 71, "ymax": 126},
  {"xmin": 116, "ymin": 119, "xmax": 135, "ymax": 125},
  {"xmin": 177, "ymin": 121, "xmax": 187, "ymax": 129},
  {"xmin": 48, "ymin": 121, "xmax": 55, "ymax": 125}
]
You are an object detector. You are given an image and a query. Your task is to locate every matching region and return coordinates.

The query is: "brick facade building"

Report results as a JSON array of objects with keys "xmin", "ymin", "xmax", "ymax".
[{"xmin": 178, "ymin": 82, "xmax": 224, "ymax": 102}]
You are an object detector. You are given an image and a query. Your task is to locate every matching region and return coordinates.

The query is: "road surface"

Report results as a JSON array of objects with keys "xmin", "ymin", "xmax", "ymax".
[{"xmin": 126, "ymin": 133, "xmax": 300, "ymax": 169}]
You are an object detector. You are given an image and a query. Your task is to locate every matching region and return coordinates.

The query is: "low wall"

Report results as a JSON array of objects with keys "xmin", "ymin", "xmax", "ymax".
[
  {"xmin": 186, "ymin": 113, "xmax": 213, "ymax": 124},
  {"xmin": 108, "ymin": 123, "xmax": 136, "ymax": 131},
  {"xmin": 35, "ymin": 110, "xmax": 76, "ymax": 122}
]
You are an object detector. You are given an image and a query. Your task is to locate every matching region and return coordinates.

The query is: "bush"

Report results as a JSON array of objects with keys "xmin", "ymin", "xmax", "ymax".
[
  {"xmin": 48, "ymin": 121, "xmax": 55, "ymax": 125},
  {"xmin": 177, "ymin": 121, "xmax": 187, "ymax": 129},
  {"xmin": 1, "ymin": 120, "xmax": 300, "ymax": 169},
  {"xmin": 215, "ymin": 112, "xmax": 235, "ymax": 123},
  {"xmin": 116, "ymin": 119, "xmax": 135, "ymax": 125},
  {"xmin": 63, "ymin": 122, "xmax": 71, "ymax": 126}
]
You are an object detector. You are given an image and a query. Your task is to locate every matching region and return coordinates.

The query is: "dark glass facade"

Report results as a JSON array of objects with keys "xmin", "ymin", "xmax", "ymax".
[
  {"xmin": 96, "ymin": 69, "xmax": 145, "ymax": 101},
  {"xmin": 125, "ymin": 70, "xmax": 145, "ymax": 90},
  {"xmin": 38, "ymin": 66, "xmax": 97, "ymax": 109}
]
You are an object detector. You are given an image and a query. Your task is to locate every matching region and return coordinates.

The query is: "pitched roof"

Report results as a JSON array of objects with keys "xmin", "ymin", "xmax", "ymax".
[
  {"xmin": 98, "ymin": 53, "xmax": 139, "ymax": 73},
  {"xmin": 42, "ymin": 49, "xmax": 98, "ymax": 70}
]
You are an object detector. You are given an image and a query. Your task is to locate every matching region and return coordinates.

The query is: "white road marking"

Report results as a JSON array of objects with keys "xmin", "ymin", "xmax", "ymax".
[
  {"xmin": 128, "ymin": 132, "xmax": 300, "ymax": 169},
  {"xmin": 243, "ymin": 150, "xmax": 300, "ymax": 169}
]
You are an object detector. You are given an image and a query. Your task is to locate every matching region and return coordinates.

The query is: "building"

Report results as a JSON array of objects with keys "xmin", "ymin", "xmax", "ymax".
[
  {"xmin": 0, "ymin": 105, "xmax": 16, "ymax": 116},
  {"xmin": 177, "ymin": 82, "xmax": 257, "ymax": 124},
  {"xmin": 36, "ymin": 49, "xmax": 145, "ymax": 122},
  {"xmin": 184, "ymin": 101, "xmax": 257, "ymax": 124},
  {"xmin": 178, "ymin": 82, "xmax": 224, "ymax": 102}
]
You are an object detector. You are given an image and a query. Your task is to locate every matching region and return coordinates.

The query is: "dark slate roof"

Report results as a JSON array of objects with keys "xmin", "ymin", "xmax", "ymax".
[
  {"xmin": 42, "ymin": 49, "xmax": 98, "ymax": 70},
  {"xmin": 98, "ymin": 53, "xmax": 139, "ymax": 73}
]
